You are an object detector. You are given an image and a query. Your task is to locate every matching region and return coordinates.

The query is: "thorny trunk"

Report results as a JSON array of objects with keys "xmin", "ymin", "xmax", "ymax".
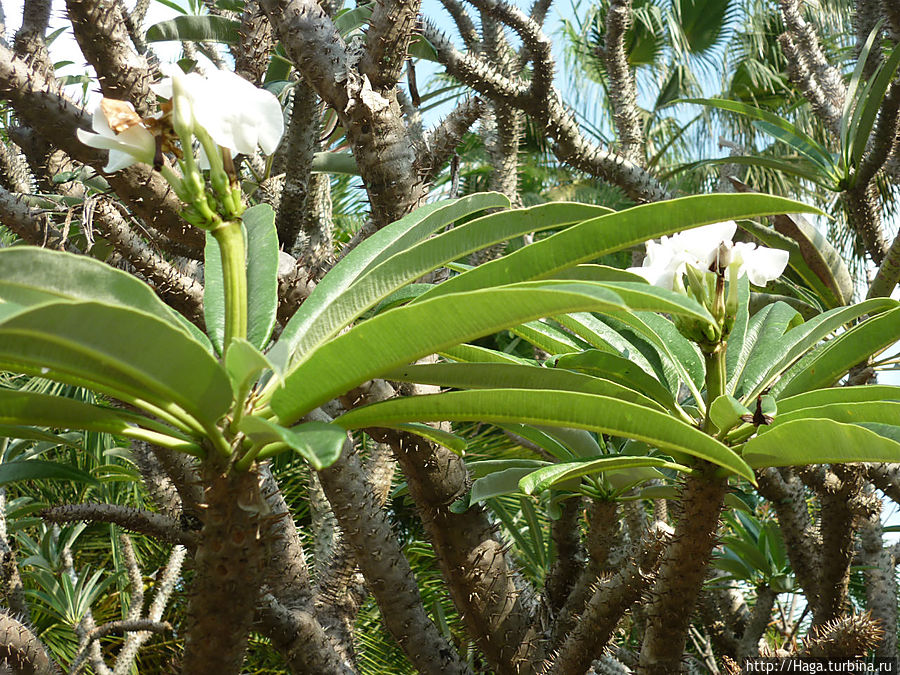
[
  {"xmin": 182, "ymin": 464, "xmax": 265, "ymax": 674},
  {"xmin": 639, "ymin": 468, "xmax": 728, "ymax": 674}
]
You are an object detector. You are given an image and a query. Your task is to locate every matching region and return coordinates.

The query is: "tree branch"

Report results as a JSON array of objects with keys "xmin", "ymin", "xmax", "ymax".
[
  {"xmin": 40, "ymin": 503, "xmax": 197, "ymax": 548},
  {"xmin": 254, "ymin": 594, "xmax": 355, "ymax": 675},
  {"xmin": 69, "ymin": 620, "xmax": 172, "ymax": 674},
  {"xmin": 757, "ymin": 468, "xmax": 821, "ymax": 605},
  {"xmin": 549, "ymin": 521, "xmax": 671, "ymax": 675},
  {"xmin": 0, "ymin": 611, "xmax": 60, "ymax": 675},
  {"xmin": 65, "ymin": 0, "xmax": 155, "ymax": 114},
  {"xmin": 0, "ymin": 184, "xmax": 77, "ymax": 250},
  {"xmin": 420, "ymin": 96, "xmax": 485, "ymax": 183},
  {"xmin": 360, "ymin": 0, "xmax": 421, "ymax": 90},
  {"xmin": 552, "ymin": 499, "xmax": 619, "ymax": 645},
  {"xmin": 234, "ymin": 0, "xmax": 275, "ymax": 86},
  {"xmin": 371, "ymin": 425, "xmax": 543, "ymax": 675},
  {"xmin": 0, "ymin": 490, "xmax": 29, "ymax": 622},
  {"xmin": 311, "ymin": 421, "xmax": 471, "ymax": 675},
  {"xmin": 811, "ymin": 465, "xmax": 872, "ymax": 625},
  {"xmin": 13, "ymin": 0, "xmax": 53, "ymax": 76},
  {"xmin": 858, "ymin": 499, "xmax": 898, "ymax": 660},
  {"xmin": 543, "ymin": 496, "xmax": 583, "ymax": 616},
  {"xmin": 777, "ymin": 0, "xmax": 846, "ymax": 136},
  {"xmin": 112, "ymin": 545, "xmax": 185, "ymax": 675},
  {"xmin": 276, "ymin": 82, "xmax": 322, "ymax": 253},
  {"xmin": 639, "ymin": 468, "xmax": 727, "ymax": 674},
  {"xmin": 842, "ymin": 183, "xmax": 888, "ymax": 266},
  {"xmin": 258, "ymin": 463, "xmax": 312, "ymax": 610},
  {"xmin": 604, "ymin": 0, "xmax": 643, "ymax": 163},
  {"xmin": 438, "ymin": 0, "xmax": 480, "ymax": 51}
]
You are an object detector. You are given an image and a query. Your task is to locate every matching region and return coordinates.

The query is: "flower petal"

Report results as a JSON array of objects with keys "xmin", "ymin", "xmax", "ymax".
[
  {"xmin": 674, "ymin": 221, "xmax": 737, "ymax": 268},
  {"xmin": 732, "ymin": 242, "xmax": 790, "ymax": 286}
]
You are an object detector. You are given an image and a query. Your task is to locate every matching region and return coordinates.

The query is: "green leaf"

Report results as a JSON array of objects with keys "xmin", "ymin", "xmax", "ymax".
[
  {"xmin": 730, "ymin": 302, "xmax": 801, "ymax": 398},
  {"xmin": 739, "ymin": 298, "xmax": 895, "ymax": 402},
  {"xmin": 238, "ymin": 417, "xmax": 346, "ymax": 469},
  {"xmin": 680, "ymin": 99, "xmax": 833, "ymax": 169},
  {"xmin": 204, "ymin": 231, "xmax": 226, "ymax": 355},
  {"xmin": 847, "ymin": 37, "xmax": 900, "ymax": 172},
  {"xmin": 0, "ymin": 460, "xmax": 97, "ymax": 487},
  {"xmin": 269, "ymin": 282, "xmax": 629, "ymax": 424},
  {"xmin": 730, "ymin": 180, "xmax": 851, "ymax": 307},
  {"xmin": 0, "ymin": 302, "xmax": 232, "ymax": 431},
  {"xmin": 440, "ymin": 344, "xmax": 535, "ymax": 365},
  {"xmin": 0, "ymin": 247, "xmax": 211, "ymax": 352},
  {"xmin": 282, "ymin": 201, "xmax": 610, "ymax": 367},
  {"xmin": 416, "ymin": 194, "xmax": 823, "ymax": 301},
  {"xmin": 512, "ymin": 319, "xmax": 592, "ymax": 355},
  {"xmin": 776, "ymin": 385, "xmax": 900, "ymax": 415},
  {"xmin": 602, "ymin": 309, "xmax": 707, "ymax": 404},
  {"xmin": 737, "ymin": 218, "xmax": 846, "ymax": 309},
  {"xmin": 333, "ymin": 4, "xmax": 373, "ymax": 34},
  {"xmin": 554, "ymin": 313, "xmax": 656, "ymax": 371},
  {"xmin": 534, "ymin": 426, "xmax": 604, "ymax": 458},
  {"xmin": 771, "ymin": 213, "xmax": 853, "ymax": 307},
  {"xmin": 336, "ymin": 389, "xmax": 754, "ymax": 480},
  {"xmin": 710, "ymin": 395, "xmax": 752, "ymax": 435},
  {"xmin": 385, "ymin": 362, "xmax": 667, "ymax": 411},
  {"xmin": 311, "ymin": 152, "xmax": 359, "ymax": 175},
  {"xmin": 470, "ymin": 467, "xmax": 536, "ymax": 502},
  {"xmin": 742, "ymin": 419, "xmax": 900, "ymax": 468},
  {"xmin": 774, "ymin": 305, "xmax": 900, "ymax": 398},
  {"xmin": 269, "ymin": 192, "xmax": 510, "ymax": 370},
  {"xmin": 553, "ymin": 350, "xmax": 678, "ymax": 412},
  {"xmin": 0, "ymin": 389, "xmax": 200, "ymax": 454},
  {"xmin": 519, "ymin": 456, "xmax": 681, "ymax": 495},
  {"xmin": 146, "ymin": 15, "xmax": 240, "ymax": 43},
  {"xmin": 751, "ymin": 121, "xmax": 836, "ymax": 173},
  {"xmin": 773, "ymin": 401, "xmax": 900, "ymax": 428},
  {"xmin": 224, "ymin": 338, "xmax": 273, "ymax": 404},
  {"xmin": 550, "ymin": 264, "xmax": 647, "ymax": 284},
  {"xmin": 664, "ymin": 156, "xmax": 833, "ymax": 190},
  {"xmin": 725, "ymin": 276, "xmax": 751, "ymax": 384},
  {"xmin": 0, "ymin": 425, "xmax": 84, "ymax": 449},
  {"xmin": 243, "ymin": 204, "xmax": 279, "ymax": 350},
  {"xmin": 499, "ymin": 425, "xmax": 575, "ymax": 461}
]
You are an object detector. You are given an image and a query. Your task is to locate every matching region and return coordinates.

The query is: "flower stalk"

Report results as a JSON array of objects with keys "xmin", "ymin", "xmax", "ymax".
[{"xmin": 212, "ymin": 219, "xmax": 248, "ymax": 351}]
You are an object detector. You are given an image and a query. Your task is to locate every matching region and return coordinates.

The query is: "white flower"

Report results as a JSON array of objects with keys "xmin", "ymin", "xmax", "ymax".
[
  {"xmin": 152, "ymin": 64, "xmax": 284, "ymax": 156},
  {"xmin": 628, "ymin": 221, "xmax": 789, "ymax": 289},
  {"xmin": 729, "ymin": 242, "xmax": 791, "ymax": 286},
  {"xmin": 76, "ymin": 99, "xmax": 156, "ymax": 172}
]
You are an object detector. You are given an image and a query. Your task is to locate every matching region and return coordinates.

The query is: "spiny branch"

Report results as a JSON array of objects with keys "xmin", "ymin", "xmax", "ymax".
[
  {"xmin": 65, "ymin": 0, "xmax": 156, "ymax": 114},
  {"xmin": 604, "ymin": 0, "xmax": 643, "ymax": 163},
  {"xmin": 778, "ymin": 0, "xmax": 846, "ymax": 136},
  {"xmin": 40, "ymin": 503, "xmax": 197, "ymax": 548},
  {"xmin": 420, "ymin": 96, "xmax": 485, "ymax": 182}
]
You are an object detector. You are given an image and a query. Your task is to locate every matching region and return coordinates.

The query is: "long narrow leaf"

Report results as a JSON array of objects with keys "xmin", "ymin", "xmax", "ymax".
[
  {"xmin": 0, "ymin": 247, "xmax": 211, "ymax": 351},
  {"xmin": 682, "ymin": 98, "xmax": 833, "ymax": 169},
  {"xmin": 269, "ymin": 283, "xmax": 629, "ymax": 423},
  {"xmin": 742, "ymin": 419, "xmax": 900, "ymax": 468},
  {"xmin": 739, "ymin": 298, "xmax": 895, "ymax": 402},
  {"xmin": 386, "ymin": 362, "xmax": 668, "ymax": 411},
  {"xmin": 270, "ymin": 193, "xmax": 509, "ymax": 370},
  {"xmin": 774, "ymin": 305, "xmax": 900, "ymax": 398},
  {"xmin": 335, "ymin": 389, "xmax": 754, "ymax": 480},
  {"xmin": 0, "ymin": 302, "xmax": 232, "ymax": 430},
  {"xmin": 415, "ymin": 194, "xmax": 823, "ymax": 301},
  {"xmin": 519, "ymin": 456, "xmax": 682, "ymax": 495},
  {"xmin": 284, "ymin": 201, "xmax": 610, "ymax": 365},
  {"xmin": 776, "ymin": 385, "xmax": 900, "ymax": 414}
]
